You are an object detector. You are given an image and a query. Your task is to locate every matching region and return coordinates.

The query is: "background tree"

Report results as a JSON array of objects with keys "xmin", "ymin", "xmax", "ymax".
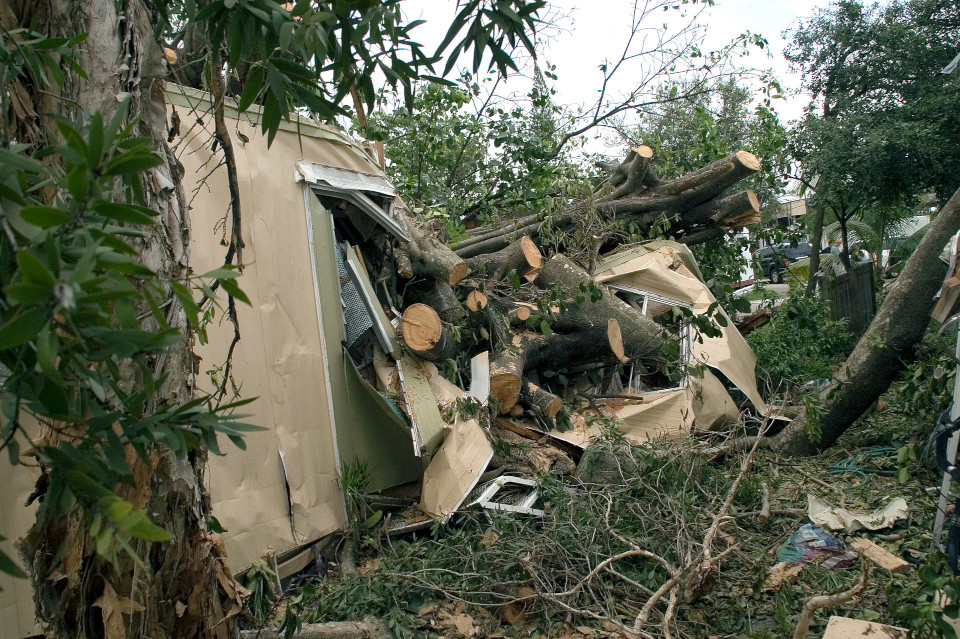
[
  {"xmin": 735, "ymin": 0, "xmax": 960, "ymax": 454},
  {"xmin": 785, "ymin": 0, "xmax": 960, "ymax": 267},
  {"xmin": 363, "ymin": 65, "xmax": 584, "ymax": 229}
]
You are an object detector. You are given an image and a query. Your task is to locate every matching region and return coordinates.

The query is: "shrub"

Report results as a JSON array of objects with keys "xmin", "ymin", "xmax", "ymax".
[{"xmin": 747, "ymin": 293, "xmax": 857, "ymax": 396}]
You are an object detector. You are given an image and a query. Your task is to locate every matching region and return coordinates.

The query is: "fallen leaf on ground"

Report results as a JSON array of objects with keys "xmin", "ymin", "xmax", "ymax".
[
  {"xmin": 764, "ymin": 561, "xmax": 803, "ymax": 591},
  {"xmin": 481, "ymin": 531, "xmax": 500, "ymax": 547}
]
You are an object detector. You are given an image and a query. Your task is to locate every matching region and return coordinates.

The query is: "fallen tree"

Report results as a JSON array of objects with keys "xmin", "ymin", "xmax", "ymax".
[
  {"xmin": 450, "ymin": 148, "xmax": 762, "ymax": 258},
  {"xmin": 378, "ymin": 148, "xmax": 764, "ymax": 416},
  {"xmin": 730, "ymin": 184, "xmax": 960, "ymax": 455}
]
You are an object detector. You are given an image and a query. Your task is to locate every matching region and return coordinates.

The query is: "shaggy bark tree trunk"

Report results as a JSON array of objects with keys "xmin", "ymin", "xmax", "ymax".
[
  {"xmin": 774, "ymin": 186, "xmax": 960, "ymax": 455},
  {"xmin": 12, "ymin": 0, "xmax": 242, "ymax": 637}
]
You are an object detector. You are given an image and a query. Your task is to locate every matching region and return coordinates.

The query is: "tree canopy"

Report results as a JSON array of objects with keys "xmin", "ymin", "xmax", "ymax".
[{"xmin": 786, "ymin": 0, "xmax": 960, "ymax": 261}]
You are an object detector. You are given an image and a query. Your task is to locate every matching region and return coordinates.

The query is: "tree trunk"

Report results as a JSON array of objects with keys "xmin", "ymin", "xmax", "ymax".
[
  {"xmin": 13, "ymin": 1, "xmax": 241, "ymax": 637},
  {"xmin": 451, "ymin": 150, "xmax": 762, "ymax": 256},
  {"xmin": 774, "ymin": 186, "xmax": 960, "ymax": 455},
  {"xmin": 534, "ymin": 255, "xmax": 663, "ymax": 364},
  {"xmin": 400, "ymin": 303, "xmax": 458, "ymax": 362},
  {"xmin": 805, "ymin": 205, "xmax": 824, "ymax": 297}
]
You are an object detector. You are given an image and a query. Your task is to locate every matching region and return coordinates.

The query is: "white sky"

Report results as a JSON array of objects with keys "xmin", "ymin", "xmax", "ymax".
[{"xmin": 401, "ymin": 0, "xmax": 834, "ymax": 133}]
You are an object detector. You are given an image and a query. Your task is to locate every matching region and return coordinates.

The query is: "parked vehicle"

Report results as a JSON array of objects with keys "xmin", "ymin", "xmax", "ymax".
[{"xmin": 754, "ymin": 243, "xmax": 812, "ymax": 283}]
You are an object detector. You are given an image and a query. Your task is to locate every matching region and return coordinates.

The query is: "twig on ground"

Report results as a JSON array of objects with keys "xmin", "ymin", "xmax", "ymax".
[{"xmin": 792, "ymin": 557, "xmax": 869, "ymax": 639}]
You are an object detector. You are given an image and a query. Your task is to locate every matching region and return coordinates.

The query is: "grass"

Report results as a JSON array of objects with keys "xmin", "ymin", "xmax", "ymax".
[{"xmin": 256, "ymin": 327, "xmax": 960, "ymax": 639}]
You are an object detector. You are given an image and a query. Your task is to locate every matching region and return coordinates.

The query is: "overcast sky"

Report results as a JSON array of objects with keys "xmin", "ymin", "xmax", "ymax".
[{"xmin": 401, "ymin": 0, "xmax": 835, "ymax": 129}]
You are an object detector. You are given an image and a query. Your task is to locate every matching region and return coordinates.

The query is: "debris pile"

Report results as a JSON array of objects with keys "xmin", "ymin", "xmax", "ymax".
[{"xmin": 326, "ymin": 146, "xmax": 770, "ymax": 520}]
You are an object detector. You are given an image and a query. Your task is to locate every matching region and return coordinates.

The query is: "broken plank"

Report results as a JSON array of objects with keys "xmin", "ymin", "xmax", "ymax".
[
  {"xmin": 822, "ymin": 616, "xmax": 907, "ymax": 639},
  {"xmin": 397, "ymin": 356, "xmax": 447, "ymax": 457},
  {"xmin": 849, "ymin": 538, "xmax": 910, "ymax": 573}
]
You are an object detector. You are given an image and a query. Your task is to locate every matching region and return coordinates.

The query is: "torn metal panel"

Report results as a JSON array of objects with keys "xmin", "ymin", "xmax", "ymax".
[
  {"xmin": 297, "ymin": 162, "xmax": 408, "ymax": 241},
  {"xmin": 297, "ymin": 161, "xmax": 397, "ymax": 199},
  {"xmin": 396, "ymin": 356, "xmax": 448, "ymax": 457},
  {"xmin": 335, "ymin": 243, "xmax": 373, "ymax": 349},
  {"xmin": 344, "ymin": 245, "xmax": 399, "ymax": 355}
]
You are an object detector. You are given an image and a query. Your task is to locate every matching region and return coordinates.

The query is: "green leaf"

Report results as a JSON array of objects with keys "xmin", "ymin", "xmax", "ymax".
[
  {"xmin": 92, "ymin": 202, "xmax": 158, "ymax": 225},
  {"xmin": 19, "ymin": 206, "xmax": 71, "ymax": 228},
  {"xmin": 0, "ymin": 545, "xmax": 26, "ymax": 579},
  {"xmin": 362, "ymin": 510, "xmax": 383, "ymax": 529},
  {"xmin": 540, "ymin": 320, "xmax": 552, "ymax": 336},
  {"xmin": 207, "ymin": 515, "xmax": 226, "ymax": 534},
  {"xmin": 124, "ymin": 510, "xmax": 172, "ymax": 542},
  {"xmin": 36, "ymin": 324, "xmax": 63, "ymax": 384},
  {"xmin": 103, "ymin": 151, "xmax": 163, "ymax": 177},
  {"xmin": 17, "ymin": 250, "xmax": 56, "ymax": 287},
  {"xmin": 65, "ymin": 164, "xmax": 89, "ymax": 201},
  {"xmin": 0, "ymin": 307, "xmax": 48, "ymax": 350},
  {"xmin": 106, "ymin": 497, "xmax": 134, "ymax": 522},
  {"xmin": 219, "ymin": 277, "xmax": 251, "ymax": 305},
  {"xmin": 237, "ymin": 66, "xmax": 265, "ymax": 112}
]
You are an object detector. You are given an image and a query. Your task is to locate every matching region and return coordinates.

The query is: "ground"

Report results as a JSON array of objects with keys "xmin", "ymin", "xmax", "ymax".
[
  {"xmin": 238, "ymin": 365, "xmax": 960, "ymax": 639},
  {"xmin": 234, "ymin": 273, "xmax": 959, "ymax": 639}
]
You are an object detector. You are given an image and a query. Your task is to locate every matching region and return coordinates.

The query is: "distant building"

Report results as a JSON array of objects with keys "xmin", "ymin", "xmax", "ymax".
[{"xmin": 767, "ymin": 198, "xmax": 806, "ymax": 229}]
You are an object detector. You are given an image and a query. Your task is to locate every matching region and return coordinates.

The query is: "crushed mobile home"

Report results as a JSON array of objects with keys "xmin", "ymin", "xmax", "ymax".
[{"xmin": 0, "ymin": 85, "xmax": 767, "ymax": 636}]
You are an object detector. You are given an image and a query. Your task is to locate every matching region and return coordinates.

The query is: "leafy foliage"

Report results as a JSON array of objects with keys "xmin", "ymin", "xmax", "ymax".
[
  {"xmin": 0, "ymin": 44, "xmax": 256, "ymax": 577},
  {"xmin": 785, "ymin": 0, "xmax": 960, "ymax": 263},
  {"xmin": 747, "ymin": 293, "xmax": 857, "ymax": 395},
  {"xmin": 158, "ymin": 0, "xmax": 545, "ymax": 143},
  {"xmin": 363, "ymin": 67, "xmax": 590, "ymax": 227}
]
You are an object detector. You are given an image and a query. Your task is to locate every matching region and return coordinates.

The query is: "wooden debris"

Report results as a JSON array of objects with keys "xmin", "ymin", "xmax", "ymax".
[
  {"xmin": 400, "ymin": 304, "xmax": 456, "ymax": 362},
  {"xmin": 821, "ymin": 616, "xmax": 907, "ymax": 639},
  {"xmin": 736, "ymin": 308, "xmax": 771, "ymax": 335},
  {"xmin": 480, "ymin": 531, "xmax": 500, "ymax": 547},
  {"xmin": 466, "ymin": 290, "xmax": 488, "ymax": 312},
  {"xmin": 849, "ymin": 538, "xmax": 909, "ymax": 573}
]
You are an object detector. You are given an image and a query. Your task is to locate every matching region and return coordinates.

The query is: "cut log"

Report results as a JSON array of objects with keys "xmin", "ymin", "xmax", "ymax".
[
  {"xmin": 520, "ymin": 379, "xmax": 562, "ymax": 419},
  {"xmin": 400, "ymin": 303, "xmax": 457, "ymax": 362},
  {"xmin": 489, "ymin": 323, "xmax": 631, "ymax": 412},
  {"xmin": 597, "ymin": 150, "xmax": 761, "ymax": 221},
  {"xmin": 466, "ymin": 290, "xmax": 489, "ymax": 312},
  {"xmin": 454, "ymin": 219, "xmax": 546, "ymax": 258},
  {"xmin": 452, "ymin": 150, "xmax": 761, "ymax": 259},
  {"xmin": 403, "ymin": 279, "xmax": 466, "ymax": 324},
  {"xmin": 466, "ymin": 236, "xmax": 542, "ymax": 282},
  {"xmin": 508, "ymin": 304, "xmax": 532, "ymax": 325},
  {"xmin": 534, "ymin": 254, "xmax": 663, "ymax": 363},
  {"xmin": 490, "ymin": 348, "xmax": 524, "ymax": 412},
  {"xmin": 602, "ymin": 145, "xmax": 654, "ymax": 201},
  {"xmin": 682, "ymin": 190, "xmax": 759, "ymax": 227},
  {"xmin": 399, "ymin": 212, "xmax": 468, "ymax": 285}
]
